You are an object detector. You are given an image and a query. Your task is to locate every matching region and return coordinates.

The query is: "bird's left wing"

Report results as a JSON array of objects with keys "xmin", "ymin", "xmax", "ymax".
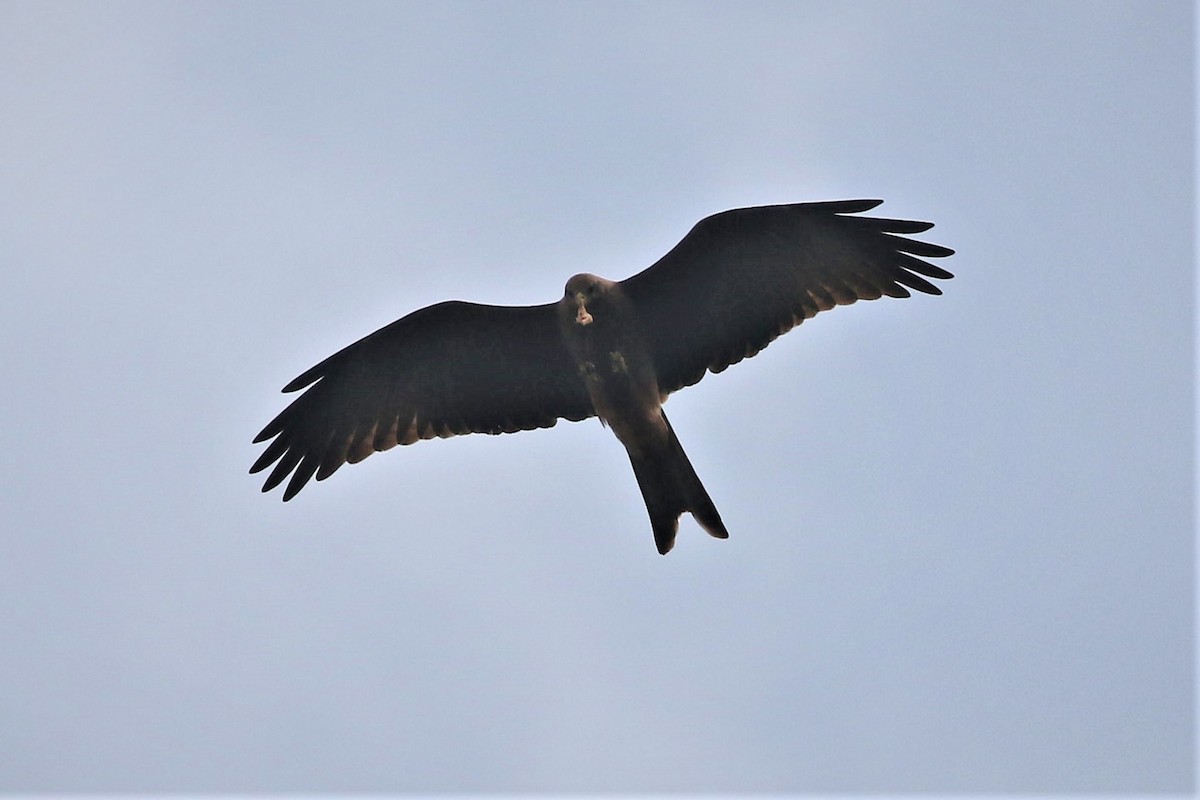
[
  {"xmin": 251, "ymin": 301, "xmax": 594, "ymax": 500},
  {"xmin": 620, "ymin": 200, "xmax": 954, "ymax": 394}
]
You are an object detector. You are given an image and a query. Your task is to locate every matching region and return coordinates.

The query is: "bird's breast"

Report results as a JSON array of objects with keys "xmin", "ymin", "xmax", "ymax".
[{"xmin": 575, "ymin": 345, "xmax": 667, "ymax": 453}]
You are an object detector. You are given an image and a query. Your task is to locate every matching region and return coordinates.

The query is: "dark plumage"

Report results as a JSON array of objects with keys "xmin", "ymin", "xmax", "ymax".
[{"xmin": 252, "ymin": 199, "xmax": 954, "ymax": 553}]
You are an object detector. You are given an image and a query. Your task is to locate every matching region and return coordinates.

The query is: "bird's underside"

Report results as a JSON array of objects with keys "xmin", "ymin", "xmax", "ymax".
[{"xmin": 251, "ymin": 199, "xmax": 954, "ymax": 553}]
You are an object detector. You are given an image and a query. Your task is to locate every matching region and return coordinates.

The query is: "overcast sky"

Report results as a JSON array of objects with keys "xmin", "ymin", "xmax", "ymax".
[{"xmin": 0, "ymin": 0, "xmax": 1193, "ymax": 793}]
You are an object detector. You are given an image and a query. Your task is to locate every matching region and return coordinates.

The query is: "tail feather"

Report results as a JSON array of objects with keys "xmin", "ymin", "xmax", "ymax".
[{"xmin": 628, "ymin": 412, "xmax": 728, "ymax": 554}]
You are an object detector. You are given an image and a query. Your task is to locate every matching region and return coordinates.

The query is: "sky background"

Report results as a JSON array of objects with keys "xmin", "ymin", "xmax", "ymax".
[{"xmin": 0, "ymin": 0, "xmax": 1193, "ymax": 793}]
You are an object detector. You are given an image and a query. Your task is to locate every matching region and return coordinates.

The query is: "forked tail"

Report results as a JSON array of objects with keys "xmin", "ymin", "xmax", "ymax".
[{"xmin": 628, "ymin": 412, "xmax": 728, "ymax": 554}]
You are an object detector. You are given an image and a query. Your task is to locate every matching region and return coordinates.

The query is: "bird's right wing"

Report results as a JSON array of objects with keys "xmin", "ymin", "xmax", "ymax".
[
  {"xmin": 620, "ymin": 200, "xmax": 955, "ymax": 394},
  {"xmin": 251, "ymin": 301, "xmax": 594, "ymax": 500}
]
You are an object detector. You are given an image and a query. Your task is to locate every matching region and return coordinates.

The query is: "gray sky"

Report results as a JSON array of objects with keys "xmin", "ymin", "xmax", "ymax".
[{"xmin": 0, "ymin": 0, "xmax": 1193, "ymax": 793}]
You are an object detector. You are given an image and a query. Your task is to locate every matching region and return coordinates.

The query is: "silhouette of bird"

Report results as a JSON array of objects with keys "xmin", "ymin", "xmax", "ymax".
[{"xmin": 251, "ymin": 199, "xmax": 954, "ymax": 553}]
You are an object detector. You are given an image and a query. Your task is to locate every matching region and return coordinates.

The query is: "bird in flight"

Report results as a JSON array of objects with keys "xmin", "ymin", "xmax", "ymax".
[{"xmin": 251, "ymin": 199, "xmax": 953, "ymax": 554}]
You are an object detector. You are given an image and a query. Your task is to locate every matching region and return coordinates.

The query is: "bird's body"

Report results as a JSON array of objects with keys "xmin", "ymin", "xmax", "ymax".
[
  {"xmin": 558, "ymin": 274, "xmax": 663, "ymax": 451},
  {"xmin": 252, "ymin": 200, "xmax": 954, "ymax": 553},
  {"xmin": 557, "ymin": 273, "xmax": 727, "ymax": 552}
]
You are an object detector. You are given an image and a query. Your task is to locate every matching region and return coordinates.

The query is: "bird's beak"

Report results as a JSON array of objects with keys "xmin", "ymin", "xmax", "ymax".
[{"xmin": 575, "ymin": 294, "xmax": 593, "ymax": 326}]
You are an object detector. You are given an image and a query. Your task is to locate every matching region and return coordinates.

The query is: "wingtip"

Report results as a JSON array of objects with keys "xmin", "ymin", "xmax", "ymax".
[
  {"xmin": 248, "ymin": 453, "xmax": 273, "ymax": 475},
  {"xmin": 281, "ymin": 366, "xmax": 325, "ymax": 394},
  {"xmin": 260, "ymin": 474, "xmax": 284, "ymax": 494},
  {"xmin": 824, "ymin": 198, "xmax": 884, "ymax": 214},
  {"xmin": 253, "ymin": 414, "xmax": 286, "ymax": 444}
]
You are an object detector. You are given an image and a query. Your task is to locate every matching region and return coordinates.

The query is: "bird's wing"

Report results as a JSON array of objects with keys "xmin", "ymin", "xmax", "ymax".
[
  {"xmin": 620, "ymin": 199, "xmax": 954, "ymax": 394},
  {"xmin": 250, "ymin": 300, "xmax": 594, "ymax": 500}
]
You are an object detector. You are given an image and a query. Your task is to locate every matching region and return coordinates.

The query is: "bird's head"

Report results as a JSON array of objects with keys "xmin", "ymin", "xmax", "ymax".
[{"xmin": 562, "ymin": 273, "xmax": 614, "ymax": 327}]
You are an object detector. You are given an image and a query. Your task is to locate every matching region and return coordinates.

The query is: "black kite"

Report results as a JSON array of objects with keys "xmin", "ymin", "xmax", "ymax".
[{"xmin": 251, "ymin": 200, "xmax": 954, "ymax": 553}]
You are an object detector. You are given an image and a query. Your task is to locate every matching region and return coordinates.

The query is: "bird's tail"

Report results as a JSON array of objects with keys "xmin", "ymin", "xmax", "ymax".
[{"xmin": 628, "ymin": 411, "xmax": 728, "ymax": 555}]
